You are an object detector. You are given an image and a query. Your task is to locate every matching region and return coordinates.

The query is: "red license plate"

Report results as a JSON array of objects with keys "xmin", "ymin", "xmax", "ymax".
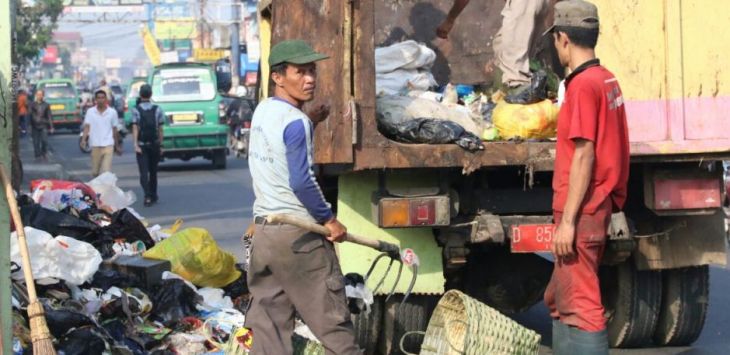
[{"xmin": 510, "ymin": 224, "xmax": 556, "ymax": 253}]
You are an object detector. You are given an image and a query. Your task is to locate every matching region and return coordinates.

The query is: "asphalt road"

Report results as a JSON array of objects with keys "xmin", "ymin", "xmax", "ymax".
[{"xmin": 22, "ymin": 131, "xmax": 730, "ymax": 354}]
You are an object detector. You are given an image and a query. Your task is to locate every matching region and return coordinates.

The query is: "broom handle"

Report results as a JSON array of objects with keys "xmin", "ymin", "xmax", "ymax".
[{"xmin": 0, "ymin": 164, "xmax": 39, "ymax": 302}]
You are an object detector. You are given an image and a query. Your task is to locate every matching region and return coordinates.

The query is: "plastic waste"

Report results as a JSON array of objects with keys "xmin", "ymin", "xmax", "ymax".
[
  {"xmin": 10, "ymin": 228, "xmax": 102, "ymax": 285},
  {"xmin": 504, "ymin": 70, "xmax": 549, "ymax": 105},
  {"xmin": 20, "ymin": 203, "xmax": 98, "ymax": 241},
  {"xmin": 375, "ymin": 41, "xmax": 438, "ymax": 95},
  {"xmin": 375, "ymin": 40, "xmax": 436, "ymax": 73},
  {"xmin": 150, "ymin": 279, "xmax": 202, "ymax": 326},
  {"xmin": 56, "ymin": 327, "xmax": 108, "ymax": 355},
  {"xmin": 378, "ymin": 116, "xmax": 484, "ymax": 152},
  {"xmin": 95, "ymin": 208, "xmax": 156, "ymax": 257},
  {"xmin": 344, "ymin": 273, "xmax": 374, "ymax": 315},
  {"xmin": 90, "ymin": 269, "xmax": 134, "ymax": 292},
  {"xmin": 493, "ymin": 99, "xmax": 559, "ymax": 140},
  {"xmin": 44, "ymin": 306, "xmax": 95, "ymax": 338},
  {"xmin": 168, "ymin": 333, "xmax": 209, "ymax": 355},
  {"xmin": 87, "ymin": 172, "xmax": 137, "ymax": 211},
  {"xmin": 144, "ymin": 228, "xmax": 241, "ymax": 288},
  {"xmin": 376, "ymin": 95, "xmax": 483, "ymax": 137},
  {"xmin": 197, "ymin": 287, "xmax": 234, "ymax": 310}
]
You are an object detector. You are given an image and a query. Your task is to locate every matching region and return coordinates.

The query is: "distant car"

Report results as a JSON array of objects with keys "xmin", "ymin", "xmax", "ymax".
[{"xmin": 110, "ymin": 84, "xmax": 125, "ymax": 118}]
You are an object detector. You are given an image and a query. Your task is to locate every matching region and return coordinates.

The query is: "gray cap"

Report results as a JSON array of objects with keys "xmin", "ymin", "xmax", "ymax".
[{"xmin": 544, "ymin": 0, "xmax": 599, "ymax": 36}]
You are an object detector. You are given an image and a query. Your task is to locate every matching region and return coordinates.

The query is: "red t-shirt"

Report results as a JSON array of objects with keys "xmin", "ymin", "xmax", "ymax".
[{"xmin": 552, "ymin": 59, "xmax": 630, "ymax": 214}]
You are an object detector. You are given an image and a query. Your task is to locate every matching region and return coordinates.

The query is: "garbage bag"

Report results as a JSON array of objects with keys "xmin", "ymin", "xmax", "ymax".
[
  {"xmin": 105, "ymin": 208, "xmax": 156, "ymax": 249},
  {"xmin": 11, "ymin": 228, "xmax": 102, "ymax": 285},
  {"xmin": 376, "ymin": 69, "xmax": 438, "ymax": 96},
  {"xmin": 143, "ymin": 228, "xmax": 241, "ymax": 288},
  {"xmin": 20, "ymin": 203, "xmax": 98, "ymax": 241},
  {"xmin": 87, "ymin": 172, "xmax": 136, "ymax": 211},
  {"xmin": 44, "ymin": 307, "xmax": 94, "ymax": 338},
  {"xmin": 377, "ymin": 95, "xmax": 483, "ymax": 136},
  {"xmin": 493, "ymin": 99, "xmax": 559, "ymax": 140},
  {"xmin": 378, "ymin": 116, "xmax": 484, "ymax": 152},
  {"xmin": 221, "ymin": 264, "xmax": 248, "ymax": 298},
  {"xmin": 150, "ymin": 279, "xmax": 201, "ymax": 326},
  {"xmin": 375, "ymin": 40, "xmax": 436, "ymax": 73},
  {"xmin": 56, "ymin": 327, "xmax": 107, "ymax": 355},
  {"xmin": 91, "ymin": 269, "xmax": 134, "ymax": 292},
  {"xmin": 504, "ymin": 70, "xmax": 549, "ymax": 105}
]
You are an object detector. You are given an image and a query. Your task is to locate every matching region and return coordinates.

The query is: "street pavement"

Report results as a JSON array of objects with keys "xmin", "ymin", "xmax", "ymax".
[{"xmin": 20, "ymin": 131, "xmax": 730, "ymax": 354}]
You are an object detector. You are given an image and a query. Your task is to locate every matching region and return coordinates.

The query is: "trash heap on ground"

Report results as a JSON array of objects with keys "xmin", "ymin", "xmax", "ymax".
[
  {"xmin": 375, "ymin": 40, "xmax": 561, "ymax": 150},
  {"xmin": 10, "ymin": 173, "xmax": 263, "ymax": 355}
]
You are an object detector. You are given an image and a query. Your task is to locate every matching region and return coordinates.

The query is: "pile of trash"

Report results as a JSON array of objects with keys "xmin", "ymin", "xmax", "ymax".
[
  {"xmin": 11, "ymin": 173, "xmax": 374, "ymax": 355},
  {"xmin": 375, "ymin": 41, "xmax": 560, "ymax": 149},
  {"xmin": 10, "ymin": 173, "xmax": 255, "ymax": 355}
]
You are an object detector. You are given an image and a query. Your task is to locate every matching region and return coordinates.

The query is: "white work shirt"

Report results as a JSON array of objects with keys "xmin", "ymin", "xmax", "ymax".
[{"xmin": 84, "ymin": 106, "xmax": 119, "ymax": 147}]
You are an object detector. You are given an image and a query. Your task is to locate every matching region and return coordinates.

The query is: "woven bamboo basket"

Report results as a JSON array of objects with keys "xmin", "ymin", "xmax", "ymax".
[{"xmin": 418, "ymin": 290, "xmax": 541, "ymax": 355}]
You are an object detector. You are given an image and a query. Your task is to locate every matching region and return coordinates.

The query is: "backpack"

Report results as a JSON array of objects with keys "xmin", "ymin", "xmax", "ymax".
[{"xmin": 137, "ymin": 105, "xmax": 159, "ymax": 144}]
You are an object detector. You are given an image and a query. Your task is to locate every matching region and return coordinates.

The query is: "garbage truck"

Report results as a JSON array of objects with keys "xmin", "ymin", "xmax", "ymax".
[{"xmin": 257, "ymin": 0, "xmax": 730, "ymax": 353}]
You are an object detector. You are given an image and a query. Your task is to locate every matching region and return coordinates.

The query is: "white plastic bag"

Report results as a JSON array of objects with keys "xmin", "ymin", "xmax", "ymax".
[
  {"xmin": 10, "ymin": 227, "xmax": 102, "ymax": 285},
  {"xmin": 87, "ymin": 172, "xmax": 136, "ymax": 211},
  {"xmin": 375, "ymin": 40, "xmax": 436, "ymax": 73},
  {"xmin": 197, "ymin": 287, "xmax": 234, "ymax": 310},
  {"xmin": 376, "ymin": 69, "xmax": 437, "ymax": 96}
]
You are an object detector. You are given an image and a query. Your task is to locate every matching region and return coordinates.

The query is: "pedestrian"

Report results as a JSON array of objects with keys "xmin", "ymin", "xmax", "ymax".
[
  {"xmin": 81, "ymin": 89, "xmax": 121, "ymax": 177},
  {"xmin": 245, "ymin": 40, "xmax": 361, "ymax": 355},
  {"xmin": 542, "ymin": 1, "xmax": 629, "ymax": 354},
  {"xmin": 437, "ymin": 0, "xmax": 551, "ymax": 94},
  {"xmin": 17, "ymin": 89, "xmax": 29, "ymax": 137},
  {"xmin": 28, "ymin": 90, "xmax": 54, "ymax": 162},
  {"xmin": 131, "ymin": 84, "xmax": 164, "ymax": 207}
]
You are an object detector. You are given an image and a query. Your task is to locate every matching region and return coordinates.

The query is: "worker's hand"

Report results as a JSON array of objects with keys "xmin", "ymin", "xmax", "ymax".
[
  {"xmin": 436, "ymin": 19, "xmax": 454, "ymax": 39},
  {"xmin": 307, "ymin": 104, "xmax": 330, "ymax": 125},
  {"xmin": 244, "ymin": 223, "xmax": 255, "ymax": 238},
  {"xmin": 324, "ymin": 218, "xmax": 347, "ymax": 243},
  {"xmin": 135, "ymin": 144, "xmax": 142, "ymax": 154},
  {"xmin": 114, "ymin": 144, "xmax": 123, "ymax": 156},
  {"xmin": 551, "ymin": 220, "xmax": 576, "ymax": 260},
  {"xmin": 49, "ymin": 127, "xmax": 55, "ymax": 135}
]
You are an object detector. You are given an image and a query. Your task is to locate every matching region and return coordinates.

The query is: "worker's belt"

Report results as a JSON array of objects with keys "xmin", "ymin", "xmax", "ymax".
[{"xmin": 254, "ymin": 216, "xmax": 282, "ymax": 225}]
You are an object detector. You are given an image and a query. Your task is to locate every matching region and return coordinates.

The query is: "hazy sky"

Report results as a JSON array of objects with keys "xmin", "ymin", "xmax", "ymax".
[{"xmin": 57, "ymin": 22, "xmax": 144, "ymax": 61}]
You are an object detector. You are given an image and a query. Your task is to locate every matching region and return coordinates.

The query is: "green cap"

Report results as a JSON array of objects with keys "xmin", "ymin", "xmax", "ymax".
[
  {"xmin": 543, "ymin": 0, "xmax": 599, "ymax": 36},
  {"xmin": 268, "ymin": 40, "xmax": 329, "ymax": 67}
]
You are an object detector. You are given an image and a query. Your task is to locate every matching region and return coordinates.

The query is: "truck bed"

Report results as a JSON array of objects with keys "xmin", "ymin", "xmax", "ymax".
[{"xmin": 262, "ymin": 0, "xmax": 730, "ymax": 171}]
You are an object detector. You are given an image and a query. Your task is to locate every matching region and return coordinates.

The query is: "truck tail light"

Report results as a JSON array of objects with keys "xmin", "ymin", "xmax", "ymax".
[
  {"xmin": 376, "ymin": 196, "xmax": 449, "ymax": 228},
  {"xmin": 653, "ymin": 177, "xmax": 721, "ymax": 210},
  {"xmin": 219, "ymin": 103, "xmax": 226, "ymax": 123}
]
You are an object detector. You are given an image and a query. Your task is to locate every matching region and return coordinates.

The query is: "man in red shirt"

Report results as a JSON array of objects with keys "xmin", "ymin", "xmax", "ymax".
[{"xmin": 543, "ymin": 1, "xmax": 630, "ymax": 353}]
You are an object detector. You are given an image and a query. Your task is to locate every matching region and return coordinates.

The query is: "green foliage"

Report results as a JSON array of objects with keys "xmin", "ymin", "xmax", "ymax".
[{"xmin": 14, "ymin": 0, "xmax": 65, "ymax": 66}]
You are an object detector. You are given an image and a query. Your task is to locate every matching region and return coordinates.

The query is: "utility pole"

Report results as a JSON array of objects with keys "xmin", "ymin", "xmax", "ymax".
[
  {"xmin": 0, "ymin": 0, "xmax": 14, "ymax": 352},
  {"xmin": 230, "ymin": 0, "xmax": 241, "ymax": 90}
]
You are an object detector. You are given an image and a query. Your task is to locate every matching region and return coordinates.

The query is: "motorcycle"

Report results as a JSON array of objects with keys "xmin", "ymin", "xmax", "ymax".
[{"xmin": 231, "ymin": 121, "xmax": 251, "ymax": 159}]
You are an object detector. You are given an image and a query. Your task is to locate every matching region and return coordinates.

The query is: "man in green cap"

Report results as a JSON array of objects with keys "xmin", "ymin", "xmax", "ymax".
[
  {"xmin": 544, "ymin": 1, "xmax": 629, "ymax": 354},
  {"xmin": 245, "ymin": 39, "xmax": 361, "ymax": 354}
]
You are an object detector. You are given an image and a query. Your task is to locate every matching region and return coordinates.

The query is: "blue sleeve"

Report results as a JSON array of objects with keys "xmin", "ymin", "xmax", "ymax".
[{"xmin": 283, "ymin": 119, "xmax": 334, "ymax": 223}]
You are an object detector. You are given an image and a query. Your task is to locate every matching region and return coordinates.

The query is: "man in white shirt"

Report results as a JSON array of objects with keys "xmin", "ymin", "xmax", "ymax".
[{"xmin": 81, "ymin": 89, "xmax": 121, "ymax": 177}]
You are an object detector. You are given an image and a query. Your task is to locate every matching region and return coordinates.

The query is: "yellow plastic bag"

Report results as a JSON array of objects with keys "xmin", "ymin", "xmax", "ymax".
[
  {"xmin": 143, "ymin": 228, "xmax": 241, "ymax": 288},
  {"xmin": 493, "ymin": 99, "xmax": 559, "ymax": 140}
]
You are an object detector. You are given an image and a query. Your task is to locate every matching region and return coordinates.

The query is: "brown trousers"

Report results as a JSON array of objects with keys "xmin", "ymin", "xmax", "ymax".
[
  {"xmin": 493, "ymin": 0, "xmax": 551, "ymax": 86},
  {"xmin": 245, "ymin": 222, "xmax": 361, "ymax": 355}
]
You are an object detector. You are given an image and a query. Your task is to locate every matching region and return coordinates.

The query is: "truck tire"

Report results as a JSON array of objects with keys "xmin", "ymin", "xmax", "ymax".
[
  {"xmin": 352, "ymin": 296, "xmax": 384, "ymax": 355},
  {"xmin": 600, "ymin": 261, "xmax": 662, "ymax": 348},
  {"xmin": 212, "ymin": 149, "xmax": 227, "ymax": 169},
  {"xmin": 381, "ymin": 295, "xmax": 437, "ymax": 355},
  {"xmin": 653, "ymin": 265, "xmax": 709, "ymax": 346}
]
